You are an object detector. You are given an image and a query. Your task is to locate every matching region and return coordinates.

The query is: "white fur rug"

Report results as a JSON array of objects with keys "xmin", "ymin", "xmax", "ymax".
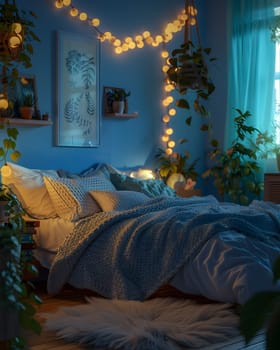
[{"xmin": 43, "ymin": 297, "xmax": 239, "ymax": 350}]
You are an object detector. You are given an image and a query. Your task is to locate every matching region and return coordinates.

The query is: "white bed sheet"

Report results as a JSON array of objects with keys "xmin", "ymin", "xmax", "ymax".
[
  {"xmin": 33, "ymin": 215, "xmax": 280, "ymax": 305},
  {"xmin": 33, "ymin": 217, "xmax": 75, "ymax": 269}
]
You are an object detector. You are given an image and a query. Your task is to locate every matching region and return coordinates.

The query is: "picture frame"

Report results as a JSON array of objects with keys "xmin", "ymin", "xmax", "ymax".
[{"xmin": 56, "ymin": 31, "xmax": 100, "ymax": 147}]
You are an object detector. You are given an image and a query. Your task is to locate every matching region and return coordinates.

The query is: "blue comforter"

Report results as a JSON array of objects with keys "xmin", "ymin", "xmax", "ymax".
[{"xmin": 47, "ymin": 195, "xmax": 280, "ymax": 300}]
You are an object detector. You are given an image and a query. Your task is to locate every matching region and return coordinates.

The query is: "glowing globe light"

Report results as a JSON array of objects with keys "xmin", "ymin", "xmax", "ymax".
[
  {"xmin": 136, "ymin": 41, "xmax": 144, "ymax": 48},
  {"xmin": 161, "ymin": 135, "xmax": 169, "ymax": 142},
  {"xmin": 0, "ymin": 95, "xmax": 8, "ymax": 110},
  {"xmin": 55, "ymin": 0, "xmax": 63, "ymax": 8},
  {"xmin": 125, "ymin": 36, "xmax": 133, "ymax": 43},
  {"xmin": 135, "ymin": 35, "xmax": 143, "ymax": 42},
  {"xmin": 128, "ymin": 41, "xmax": 136, "ymax": 49},
  {"xmin": 70, "ymin": 7, "xmax": 79, "ymax": 16},
  {"xmin": 161, "ymin": 50, "xmax": 169, "ymax": 58},
  {"xmin": 115, "ymin": 47, "xmax": 123, "ymax": 54},
  {"xmin": 113, "ymin": 39, "xmax": 121, "ymax": 46},
  {"xmin": 91, "ymin": 18, "xmax": 100, "ymax": 27},
  {"xmin": 166, "ymin": 128, "xmax": 173, "ymax": 135},
  {"xmin": 79, "ymin": 12, "xmax": 88, "ymax": 21},
  {"xmin": 12, "ymin": 23, "xmax": 22, "ymax": 34},
  {"xmin": 145, "ymin": 37, "xmax": 153, "ymax": 45},
  {"xmin": 168, "ymin": 108, "xmax": 176, "ymax": 116},
  {"xmin": 9, "ymin": 35, "xmax": 21, "ymax": 48},
  {"xmin": 142, "ymin": 31, "xmax": 150, "ymax": 38},
  {"xmin": 63, "ymin": 0, "xmax": 71, "ymax": 6},
  {"xmin": 162, "ymin": 115, "xmax": 170, "ymax": 123},
  {"xmin": 168, "ymin": 140, "xmax": 176, "ymax": 148},
  {"xmin": 165, "ymin": 148, "xmax": 173, "ymax": 155}
]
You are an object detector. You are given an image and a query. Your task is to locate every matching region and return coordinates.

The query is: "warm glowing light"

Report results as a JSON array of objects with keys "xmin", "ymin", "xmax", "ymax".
[
  {"xmin": 115, "ymin": 47, "xmax": 122, "ymax": 54},
  {"xmin": 91, "ymin": 18, "xmax": 100, "ymax": 27},
  {"xmin": 70, "ymin": 7, "xmax": 78, "ymax": 16},
  {"xmin": 1, "ymin": 164, "xmax": 12, "ymax": 177},
  {"xmin": 142, "ymin": 31, "xmax": 150, "ymax": 39},
  {"xmin": 168, "ymin": 108, "xmax": 176, "ymax": 116},
  {"xmin": 9, "ymin": 35, "xmax": 21, "ymax": 48},
  {"xmin": 79, "ymin": 12, "xmax": 88, "ymax": 21},
  {"xmin": 166, "ymin": 96, "xmax": 174, "ymax": 104},
  {"xmin": 128, "ymin": 41, "xmax": 136, "ymax": 49},
  {"xmin": 161, "ymin": 50, "xmax": 169, "ymax": 58},
  {"xmin": 162, "ymin": 115, "xmax": 170, "ymax": 123},
  {"xmin": 55, "ymin": 0, "xmax": 63, "ymax": 8},
  {"xmin": 161, "ymin": 135, "xmax": 169, "ymax": 142},
  {"xmin": 166, "ymin": 148, "xmax": 173, "ymax": 155},
  {"xmin": 125, "ymin": 36, "xmax": 133, "ymax": 43},
  {"xmin": 168, "ymin": 140, "xmax": 175, "ymax": 148},
  {"xmin": 104, "ymin": 31, "xmax": 112, "ymax": 39},
  {"xmin": 0, "ymin": 95, "xmax": 8, "ymax": 110},
  {"xmin": 63, "ymin": 0, "xmax": 71, "ymax": 6},
  {"xmin": 12, "ymin": 23, "xmax": 22, "ymax": 34},
  {"xmin": 113, "ymin": 39, "xmax": 121, "ymax": 46},
  {"xmin": 165, "ymin": 128, "xmax": 173, "ymax": 135}
]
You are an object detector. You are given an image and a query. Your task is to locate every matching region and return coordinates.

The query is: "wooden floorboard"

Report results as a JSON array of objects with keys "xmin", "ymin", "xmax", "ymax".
[{"xmin": 19, "ymin": 281, "xmax": 265, "ymax": 350}]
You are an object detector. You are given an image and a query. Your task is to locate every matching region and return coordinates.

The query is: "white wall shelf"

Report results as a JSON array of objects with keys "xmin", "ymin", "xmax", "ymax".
[{"xmin": 1, "ymin": 118, "xmax": 53, "ymax": 127}]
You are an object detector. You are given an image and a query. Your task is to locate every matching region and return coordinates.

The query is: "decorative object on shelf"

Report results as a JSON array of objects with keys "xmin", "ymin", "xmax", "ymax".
[
  {"xmin": 0, "ymin": 0, "xmax": 40, "ymax": 118},
  {"xmin": 56, "ymin": 31, "xmax": 100, "ymax": 148},
  {"xmin": 19, "ymin": 93, "xmax": 34, "ymax": 119},
  {"xmin": 15, "ymin": 75, "xmax": 39, "ymax": 119},
  {"xmin": 103, "ymin": 86, "xmax": 131, "ymax": 115}
]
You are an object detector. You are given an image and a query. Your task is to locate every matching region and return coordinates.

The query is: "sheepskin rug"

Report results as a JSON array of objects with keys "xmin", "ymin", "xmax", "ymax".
[{"xmin": 43, "ymin": 297, "xmax": 240, "ymax": 350}]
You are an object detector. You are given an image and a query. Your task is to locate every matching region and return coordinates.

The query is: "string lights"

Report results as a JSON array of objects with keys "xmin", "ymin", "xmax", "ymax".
[
  {"xmin": 53, "ymin": 0, "xmax": 188, "ymax": 54},
  {"xmin": 53, "ymin": 0, "xmax": 198, "ymax": 156}
]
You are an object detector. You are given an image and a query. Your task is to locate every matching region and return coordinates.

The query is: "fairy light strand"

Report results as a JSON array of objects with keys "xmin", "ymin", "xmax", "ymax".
[{"xmin": 54, "ymin": 0, "xmax": 189, "ymax": 54}]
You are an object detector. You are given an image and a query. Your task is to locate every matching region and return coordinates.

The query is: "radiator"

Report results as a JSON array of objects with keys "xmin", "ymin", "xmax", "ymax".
[{"xmin": 264, "ymin": 173, "xmax": 280, "ymax": 203}]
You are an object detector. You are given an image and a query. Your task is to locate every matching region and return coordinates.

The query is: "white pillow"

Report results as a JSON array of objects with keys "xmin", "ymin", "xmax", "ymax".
[
  {"xmin": 89, "ymin": 190, "xmax": 150, "ymax": 211},
  {"xmin": 2, "ymin": 162, "xmax": 58, "ymax": 219},
  {"xmin": 44, "ymin": 173, "xmax": 116, "ymax": 221}
]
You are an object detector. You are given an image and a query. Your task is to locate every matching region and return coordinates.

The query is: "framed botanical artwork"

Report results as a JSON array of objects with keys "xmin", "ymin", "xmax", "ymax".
[{"xmin": 56, "ymin": 31, "xmax": 100, "ymax": 147}]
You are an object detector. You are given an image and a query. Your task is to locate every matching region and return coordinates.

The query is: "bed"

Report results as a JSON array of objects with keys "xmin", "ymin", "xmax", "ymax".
[{"xmin": 2, "ymin": 161, "xmax": 280, "ymax": 307}]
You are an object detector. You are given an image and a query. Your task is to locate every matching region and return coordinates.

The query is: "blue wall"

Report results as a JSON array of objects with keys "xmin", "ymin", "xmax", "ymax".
[{"xmin": 2, "ymin": 0, "xmax": 228, "ymax": 177}]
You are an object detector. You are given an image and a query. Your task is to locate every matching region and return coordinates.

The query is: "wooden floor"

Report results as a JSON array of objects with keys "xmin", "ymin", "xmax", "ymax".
[{"xmin": 6, "ymin": 281, "xmax": 265, "ymax": 350}]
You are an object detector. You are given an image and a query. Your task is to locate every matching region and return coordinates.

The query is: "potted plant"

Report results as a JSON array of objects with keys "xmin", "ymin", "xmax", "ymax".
[
  {"xmin": 165, "ymin": 40, "xmax": 216, "ymax": 132},
  {"xmin": 0, "ymin": 121, "xmax": 41, "ymax": 349},
  {"xmin": 202, "ymin": 109, "xmax": 269, "ymax": 205},
  {"xmin": 19, "ymin": 93, "xmax": 34, "ymax": 119},
  {"xmin": 111, "ymin": 88, "xmax": 131, "ymax": 114},
  {"xmin": 156, "ymin": 147, "xmax": 199, "ymax": 189}
]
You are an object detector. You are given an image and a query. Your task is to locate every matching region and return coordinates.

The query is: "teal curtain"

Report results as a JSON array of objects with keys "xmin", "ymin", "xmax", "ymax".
[{"xmin": 226, "ymin": 0, "xmax": 276, "ymax": 146}]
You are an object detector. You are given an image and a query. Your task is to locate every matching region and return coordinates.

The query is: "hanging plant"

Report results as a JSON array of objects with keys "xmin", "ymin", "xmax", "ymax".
[{"xmin": 165, "ymin": 0, "xmax": 216, "ymax": 132}]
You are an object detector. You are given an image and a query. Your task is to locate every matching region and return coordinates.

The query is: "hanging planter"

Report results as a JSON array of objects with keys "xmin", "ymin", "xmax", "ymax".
[{"xmin": 165, "ymin": 0, "xmax": 215, "ymax": 130}]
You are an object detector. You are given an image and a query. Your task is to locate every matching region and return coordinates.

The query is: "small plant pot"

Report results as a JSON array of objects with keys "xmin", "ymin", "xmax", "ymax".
[
  {"xmin": 19, "ymin": 106, "xmax": 34, "ymax": 119},
  {"xmin": 112, "ymin": 101, "xmax": 125, "ymax": 114}
]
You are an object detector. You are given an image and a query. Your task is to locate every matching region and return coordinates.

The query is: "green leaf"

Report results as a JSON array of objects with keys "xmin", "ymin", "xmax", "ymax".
[
  {"xmin": 176, "ymin": 99, "xmax": 190, "ymax": 109},
  {"xmin": 240, "ymin": 291, "xmax": 280, "ymax": 343}
]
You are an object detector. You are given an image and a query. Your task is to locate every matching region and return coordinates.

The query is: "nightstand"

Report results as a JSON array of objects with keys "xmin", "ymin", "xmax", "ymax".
[{"xmin": 264, "ymin": 173, "xmax": 280, "ymax": 203}]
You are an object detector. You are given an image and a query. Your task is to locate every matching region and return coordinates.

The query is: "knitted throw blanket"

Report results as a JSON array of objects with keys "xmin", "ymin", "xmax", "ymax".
[{"xmin": 47, "ymin": 196, "xmax": 280, "ymax": 300}]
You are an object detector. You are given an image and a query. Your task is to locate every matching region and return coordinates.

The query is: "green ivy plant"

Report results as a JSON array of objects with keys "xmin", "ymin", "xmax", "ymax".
[
  {"xmin": 0, "ymin": 122, "xmax": 41, "ymax": 349},
  {"xmin": 240, "ymin": 255, "xmax": 280, "ymax": 350},
  {"xmin": 165, "ymin": 40, "xmax": 216, "ymax": 131},
  {"xmin": 202, "ymin": 109, "xmax": 267, "ymax": 205}
]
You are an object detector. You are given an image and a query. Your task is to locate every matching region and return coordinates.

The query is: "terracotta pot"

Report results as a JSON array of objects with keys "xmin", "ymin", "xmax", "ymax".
[{"xmin": 19, "ymin": 106, "xmax": 34, "ymax": 119}]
